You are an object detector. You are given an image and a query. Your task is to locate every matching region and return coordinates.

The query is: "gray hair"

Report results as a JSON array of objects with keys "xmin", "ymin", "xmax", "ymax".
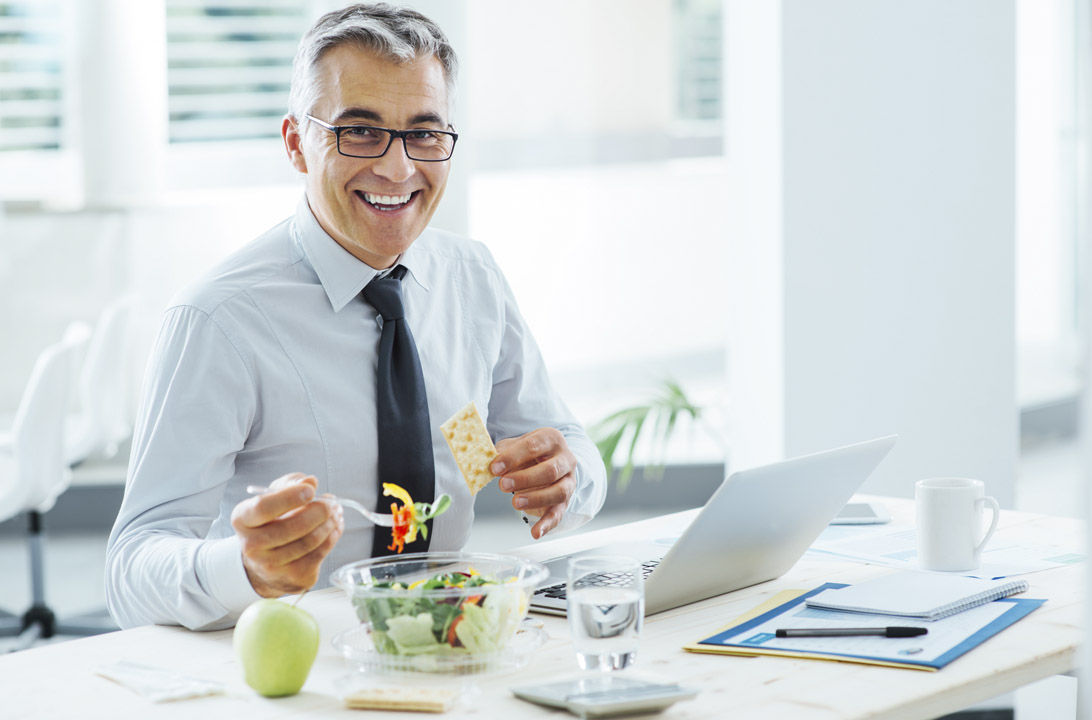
[{"xmin": 288, "ymin": 3, "xmax": 458, "ymax": 120}]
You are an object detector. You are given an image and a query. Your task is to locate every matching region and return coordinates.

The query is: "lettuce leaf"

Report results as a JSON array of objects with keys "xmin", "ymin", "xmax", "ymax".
[
  {"xmin": 384, "ymin": 612, "xmax": 444, "ymax": 655},
  {"xmin": 454, "ymin": 587, "xmax": 524, "ymax": 654}
]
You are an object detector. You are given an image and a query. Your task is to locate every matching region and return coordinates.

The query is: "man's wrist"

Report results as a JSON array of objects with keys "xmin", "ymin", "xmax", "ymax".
[{"xmin": 196, "ymin": 535, "xmax": 263, "ymax": 613}]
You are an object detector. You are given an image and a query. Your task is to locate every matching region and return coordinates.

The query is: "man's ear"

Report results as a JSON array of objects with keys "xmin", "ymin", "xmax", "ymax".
[{"xmin": 283, "ymin": 115, "xmax": 307, "ymax": 174}]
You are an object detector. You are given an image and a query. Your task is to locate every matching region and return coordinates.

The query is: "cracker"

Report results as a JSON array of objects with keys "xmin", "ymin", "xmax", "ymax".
[
  {"xmin": 342, "ymin": 685, "xmax": 458, "ymax": 712},
  {"xmin": 440, "ymin": 401, "xmax": 498, "ymax": 495}
]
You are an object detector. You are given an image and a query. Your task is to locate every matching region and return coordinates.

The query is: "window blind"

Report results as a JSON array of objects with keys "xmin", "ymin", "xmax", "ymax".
[
  {"xmin": 674, "ymin": 0, "xmax": 722, "ymax": 123},
  {"xmin": 166, "ymin": 0, "xmax": 308, "ymax": 143},
  {"xmin": 0, "ymin": 1, "xmax": 64, "ymax": 152}
]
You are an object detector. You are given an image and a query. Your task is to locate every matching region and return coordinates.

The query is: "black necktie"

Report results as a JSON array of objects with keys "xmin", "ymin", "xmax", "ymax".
[{"xmin": 363, "ymin": 266, "xmax": 435, "ymax": 556}]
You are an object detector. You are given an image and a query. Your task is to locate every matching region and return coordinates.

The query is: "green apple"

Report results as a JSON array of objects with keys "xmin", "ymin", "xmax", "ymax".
[{"xmin": 233, "ymin": 599, "xmax": 320, "ymax": 697}]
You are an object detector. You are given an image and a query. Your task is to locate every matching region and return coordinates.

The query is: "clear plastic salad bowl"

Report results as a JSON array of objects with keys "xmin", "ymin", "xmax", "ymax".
[{"xmin": 329, "ymin": 552, "xmax": 549, "ymax": 673}]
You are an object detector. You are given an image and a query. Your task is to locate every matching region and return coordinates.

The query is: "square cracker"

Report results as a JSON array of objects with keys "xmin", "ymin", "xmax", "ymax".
[
  {"xmin": 342, "ymin": 685, "xmax": 458, "ymax": 712},
  {"xmin": 440, "ymin": 401, "xmax": 498, "ymax": 495}
]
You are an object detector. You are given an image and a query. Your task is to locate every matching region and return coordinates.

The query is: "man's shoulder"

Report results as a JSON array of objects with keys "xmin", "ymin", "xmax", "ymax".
[
  {"xmin": 413, "ymin": 226, "xmax": 500, "ymax": 275},
  {"xmin": 169, "ymin": 217, "xmax": 302, "ymax": 315}
]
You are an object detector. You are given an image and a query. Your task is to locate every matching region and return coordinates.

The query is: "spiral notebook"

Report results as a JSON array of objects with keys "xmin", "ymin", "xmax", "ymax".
[{"xmin": 803, "ymin": 571, "xmax": 1029, "ymax": 621}]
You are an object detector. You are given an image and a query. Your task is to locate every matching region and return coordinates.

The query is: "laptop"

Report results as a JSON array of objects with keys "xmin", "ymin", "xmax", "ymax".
[{"xmin": 529, "ymin": 434, "xmax": 897, "ymax": 617}]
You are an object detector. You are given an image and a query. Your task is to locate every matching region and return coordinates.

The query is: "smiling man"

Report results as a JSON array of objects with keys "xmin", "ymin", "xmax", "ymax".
[{"xmin": 105, "ymin": 3, "xmax": 606, "ymax": 631}]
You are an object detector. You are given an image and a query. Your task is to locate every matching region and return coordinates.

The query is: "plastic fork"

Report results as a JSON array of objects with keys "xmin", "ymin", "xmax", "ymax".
[{"xmin": 246, "ymin": 484, "xmax": 394, "ymax": 527}]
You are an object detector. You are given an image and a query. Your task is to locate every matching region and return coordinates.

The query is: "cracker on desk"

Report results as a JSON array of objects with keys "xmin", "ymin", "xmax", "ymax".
[
  {"xmin": 440, "ymin": 401, "xmax": 498, "ymax": 495},
  {"xmin": 342, "ymin": 685, "xmax": 458, "ymax": 713}
]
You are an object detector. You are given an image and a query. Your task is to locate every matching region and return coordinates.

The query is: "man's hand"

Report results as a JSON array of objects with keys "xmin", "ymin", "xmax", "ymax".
[
  {"xmin": 492, "ymin": 428, "xmax": 577, "ymax": 539},
  {"xmin": 230, "ymin": 473, "xmax": 344, "ymax": 598}
]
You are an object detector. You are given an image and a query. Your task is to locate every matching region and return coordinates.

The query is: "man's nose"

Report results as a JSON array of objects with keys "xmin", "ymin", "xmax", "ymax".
[{"xmin": 370, "ymin": 140, "xmax": 415, "ymax": 183}]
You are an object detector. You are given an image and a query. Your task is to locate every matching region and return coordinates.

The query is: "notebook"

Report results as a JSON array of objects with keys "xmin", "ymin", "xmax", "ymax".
[
  {"xmin": 529, "ymin": 435, "xmax": 897, "ymax": 617},
  {"xmin": 803, "ymin": 571, "xmax": 1029, "ymax": 620}
]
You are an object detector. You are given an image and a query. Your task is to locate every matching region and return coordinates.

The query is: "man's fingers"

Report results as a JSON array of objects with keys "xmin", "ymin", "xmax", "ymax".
[
  {"xmin": 238, "ymin": 500, "xmax": 331, "ymax": 553},
  {"xmin": 270, "ymin": 472, "xmax": 312, "ymax": 490},
  {"xmin": 232, "ymin": 480, "xmax": 316, "ymax": 529},
  {"xmin": 278, "ymin": 533, "xmax": 341, "ymax": 591},
  {"xmin": 252, "ymin": 512, "xmax": 342, "ymax": 567},
  {"xmin": 499, "ymin": 450, "xmax": 576, "ymax": 493},
  {"xmin": 530, "ymin": 503, "xmax": 564, "ymax": 539},
  {"xmin": 492, "ymin": 429, "xmax": 565, "ymax": 476},
  {"xmin": 238, "ymin": 495, "xmax": 343, "ymax": 598},
  {"xmin": 512, "ymin": 473, "xmax": 575, "ymax": 512}
]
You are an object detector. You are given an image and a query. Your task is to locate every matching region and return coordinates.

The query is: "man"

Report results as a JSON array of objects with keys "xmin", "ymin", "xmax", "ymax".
[{"xmin": 106, "ymin": 3, "xmax": 606, "ymax": 631}]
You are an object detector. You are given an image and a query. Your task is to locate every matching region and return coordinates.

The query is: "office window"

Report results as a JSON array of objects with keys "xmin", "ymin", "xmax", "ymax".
[
  {"xmin": 0, "ymin": 0, "xmax": 64, "ymax": 152},
  {"xmin": 166, "ymin": 0, "xmax": 307, "ymax": 143}
]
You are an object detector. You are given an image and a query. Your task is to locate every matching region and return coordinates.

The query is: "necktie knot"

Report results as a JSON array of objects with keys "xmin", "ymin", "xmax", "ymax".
[{"xmin": 363, "ymin": 266, "xmax": 407, "ymax": 321}]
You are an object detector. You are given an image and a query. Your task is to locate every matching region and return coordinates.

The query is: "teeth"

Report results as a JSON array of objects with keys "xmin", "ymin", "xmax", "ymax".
[{"xmin": 364, "ymin": 192, "xmax": 412, "ymax": 206}]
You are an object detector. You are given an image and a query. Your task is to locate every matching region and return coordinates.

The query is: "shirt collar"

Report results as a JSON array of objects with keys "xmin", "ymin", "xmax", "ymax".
[{"xmin": 292, "ymin": 196, "xmax": 430, "ymax": 312}]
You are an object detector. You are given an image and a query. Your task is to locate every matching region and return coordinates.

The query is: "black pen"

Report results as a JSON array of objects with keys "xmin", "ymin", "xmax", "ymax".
[{"xmin": 775, "ymin": 626, "xmax": 927, "ymax": 638}]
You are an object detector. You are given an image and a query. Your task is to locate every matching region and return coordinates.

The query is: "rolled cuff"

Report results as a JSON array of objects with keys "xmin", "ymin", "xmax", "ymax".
[{"xmin": 195, "ymin": 535, "xmax": 262, "ymax": 617}]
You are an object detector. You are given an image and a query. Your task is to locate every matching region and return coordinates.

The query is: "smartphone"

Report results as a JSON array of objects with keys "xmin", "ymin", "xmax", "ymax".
[{"xmin": 829, "ymin": 501, "xmax": 891, "ymax": 525}]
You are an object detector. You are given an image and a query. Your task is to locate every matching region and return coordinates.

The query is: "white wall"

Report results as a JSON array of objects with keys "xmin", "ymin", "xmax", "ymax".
[
  {"xmin": 719, "ymin": 0, "xmax": 784, "ymax": 472},
  {"xmin": 780, "ymin": 0, "xmax": 1018, "ymax": 505}
]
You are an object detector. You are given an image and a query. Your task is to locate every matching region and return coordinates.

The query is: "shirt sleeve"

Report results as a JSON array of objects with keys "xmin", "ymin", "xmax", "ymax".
[
  {"xmin": 484, "ymin": 265, "xmax": 607, "ymax": 535},
  {"xmin": 105, "ymin": 305, "xmax": 262, "ymax": 630}
]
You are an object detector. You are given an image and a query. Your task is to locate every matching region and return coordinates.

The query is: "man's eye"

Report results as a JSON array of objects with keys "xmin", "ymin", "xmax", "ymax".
[
  {"xmin": 405, "ymin": 130, "xmax": 441, "ymax": 142},
  {"xmin": 343, "ymin": 126, "xmax": 379, "ymax": 138}
]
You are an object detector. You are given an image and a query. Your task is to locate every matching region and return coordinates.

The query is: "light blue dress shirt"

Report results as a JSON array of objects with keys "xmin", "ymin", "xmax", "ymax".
[{"xmin": 105, "ymin": 198, "xmax": 606, "ymax": 630}]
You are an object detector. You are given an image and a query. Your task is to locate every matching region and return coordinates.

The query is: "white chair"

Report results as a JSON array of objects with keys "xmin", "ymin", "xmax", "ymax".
[
  {"xmin": 66, "ymin": 294, "xmax": 137, "ymax": 466},
  {"xmin": 0, "ymin": 322, "xmax": 118, "ymax": 652}
]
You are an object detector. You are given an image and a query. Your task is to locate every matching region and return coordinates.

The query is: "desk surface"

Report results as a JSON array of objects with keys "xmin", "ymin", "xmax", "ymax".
[{"xmin": 4, "ymin": 498, "xmax": 1082, "ymax": 719}]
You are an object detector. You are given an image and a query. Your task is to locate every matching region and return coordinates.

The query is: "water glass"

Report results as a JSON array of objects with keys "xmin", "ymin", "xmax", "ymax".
[{"xmin": 567, "ymin": 555, "xmax": 644, "ymax": 671}]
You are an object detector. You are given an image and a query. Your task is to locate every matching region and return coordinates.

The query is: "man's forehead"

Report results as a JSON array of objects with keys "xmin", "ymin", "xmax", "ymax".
[
  {"xmin": 312, "ymin": 44, "xmax": 450, "ymax": 123},
  {"xmin": 329, "ymin": 106, "xmax": 446, "ymax": 127}
]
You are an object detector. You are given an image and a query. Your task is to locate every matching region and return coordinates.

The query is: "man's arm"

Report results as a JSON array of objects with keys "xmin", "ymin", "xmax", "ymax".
[
  {"xmin": 105, "ymin": 306, "xmax": 341, "ymax": 630},
  {"xmin": 106, "ymin": 305, "xmax": 259, "ymax": 630},
  {"xmin": 483, "ymin": 268, "xmax": 607, "ymax": 538}
]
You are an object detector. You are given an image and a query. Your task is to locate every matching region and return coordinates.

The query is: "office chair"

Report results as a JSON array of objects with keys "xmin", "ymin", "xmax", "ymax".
[
  {"xmin": 0, "ymin": 322, "xmax": 119, "ymax": 652},
  {"xmin": 65, "ymin": 294, "xmax": 137, "ymax": 466}
]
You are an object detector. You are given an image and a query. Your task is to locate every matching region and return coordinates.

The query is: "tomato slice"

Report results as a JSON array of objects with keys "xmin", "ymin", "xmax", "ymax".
[
  {"xmin": 387, "ymin": 505, "xmax": 415, "ymax": 553},
  {"xmin": 383, "ymin": 484, "xmax": 420, "ymax": 553}
]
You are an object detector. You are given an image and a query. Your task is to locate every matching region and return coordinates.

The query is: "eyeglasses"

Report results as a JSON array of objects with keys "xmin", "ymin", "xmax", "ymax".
[{"xmin": 305, "ymin": 114, "xmax": 458, "ymax": 162}]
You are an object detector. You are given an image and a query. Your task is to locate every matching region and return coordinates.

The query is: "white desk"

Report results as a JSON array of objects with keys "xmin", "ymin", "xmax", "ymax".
[{"xmin": 3, "ymin": 498, "xmax": 1081, "ymax": 719}]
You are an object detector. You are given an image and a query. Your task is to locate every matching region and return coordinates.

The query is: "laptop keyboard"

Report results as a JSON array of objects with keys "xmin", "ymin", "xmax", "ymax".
[{"xmin": 533, "ymin": 560, "xmax": 660, "ymax": 601}]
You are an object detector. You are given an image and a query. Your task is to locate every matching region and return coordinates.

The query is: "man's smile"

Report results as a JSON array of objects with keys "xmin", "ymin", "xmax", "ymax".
[{"xmin": 356, "ymin": 190, "xmax": 417, "ymax": 212}]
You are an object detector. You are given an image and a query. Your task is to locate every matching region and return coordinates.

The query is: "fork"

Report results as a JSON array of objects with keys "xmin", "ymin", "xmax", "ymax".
[{"xmin": 246, "ymin": 484, "xmax": 394, "ymax": 527}]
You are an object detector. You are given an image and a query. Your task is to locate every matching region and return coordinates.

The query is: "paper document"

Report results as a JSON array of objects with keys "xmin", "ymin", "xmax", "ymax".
[
  {"xmin": 688, "ymin": 583, "xmax": 1044, "ymax": 671},
  {"xmin": 808, "ymin": 524, "xmax": 1083, "ymax": 578}
]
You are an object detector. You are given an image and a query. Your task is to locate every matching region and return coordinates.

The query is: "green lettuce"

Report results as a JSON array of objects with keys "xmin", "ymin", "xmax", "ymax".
[
  {"xmin": 454, "ymin": 587, "xmax": 523, "ymax": 654},
  {"xmin": 384, "ymin": 612, "xmax": 445, "ymax": 655}
]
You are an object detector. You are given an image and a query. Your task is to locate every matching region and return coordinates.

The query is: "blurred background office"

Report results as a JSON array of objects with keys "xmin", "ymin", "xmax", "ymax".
[{"xmin": 0, "ymin": 0, "xmax": 1086, "ymax": 716}]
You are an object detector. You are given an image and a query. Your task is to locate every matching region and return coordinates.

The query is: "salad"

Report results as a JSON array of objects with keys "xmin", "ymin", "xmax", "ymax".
[
  {"xmin": 353, "ymin": 568, "xmax": 527, "ymax": 656},
  {"xmin": 382, "ymin": 482, "xmax": 451, "ymax": 554}
]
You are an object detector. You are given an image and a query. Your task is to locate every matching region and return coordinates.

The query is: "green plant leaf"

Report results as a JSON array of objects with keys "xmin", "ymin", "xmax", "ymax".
[
  {"xmin": 616, "ymin": 409, "xmax": 650, "ymax": 491},
  {"xmin": 589, "ymin": 378, "xmax": 703, "ymax": 492}
]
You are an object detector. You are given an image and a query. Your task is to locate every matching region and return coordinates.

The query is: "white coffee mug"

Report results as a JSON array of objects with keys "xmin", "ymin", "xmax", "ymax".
[{"xmin": 915, "ymin": 477, "xmax": 1000, "ymax": 571}]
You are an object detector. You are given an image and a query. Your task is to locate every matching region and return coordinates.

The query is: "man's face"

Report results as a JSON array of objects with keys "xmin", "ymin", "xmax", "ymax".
[{"xmin": 284, "ymin": 44, "xmax": 451, "ymax": 269}]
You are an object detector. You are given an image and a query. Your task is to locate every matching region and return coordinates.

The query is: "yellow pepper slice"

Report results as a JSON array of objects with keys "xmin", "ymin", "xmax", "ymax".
[{"xmin": 382, "ymin": 483, "xmax": 414, "ymax": 507}]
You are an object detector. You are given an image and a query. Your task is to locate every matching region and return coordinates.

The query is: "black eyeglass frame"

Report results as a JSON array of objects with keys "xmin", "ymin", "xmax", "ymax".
[{"xmin": 304, "ymin": 114, "xmax": 458, "ymax": 162}]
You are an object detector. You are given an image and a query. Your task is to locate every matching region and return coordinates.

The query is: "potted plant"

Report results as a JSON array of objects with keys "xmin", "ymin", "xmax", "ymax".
[{"xmin": 589, "ymin": 379, "xmax": 707, "ymax": 491}]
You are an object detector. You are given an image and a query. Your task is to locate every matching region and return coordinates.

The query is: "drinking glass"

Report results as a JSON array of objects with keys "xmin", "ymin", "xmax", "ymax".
[{"xmin": 567, "ymin": 555, "xmax": 644, "ymax": 671}]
